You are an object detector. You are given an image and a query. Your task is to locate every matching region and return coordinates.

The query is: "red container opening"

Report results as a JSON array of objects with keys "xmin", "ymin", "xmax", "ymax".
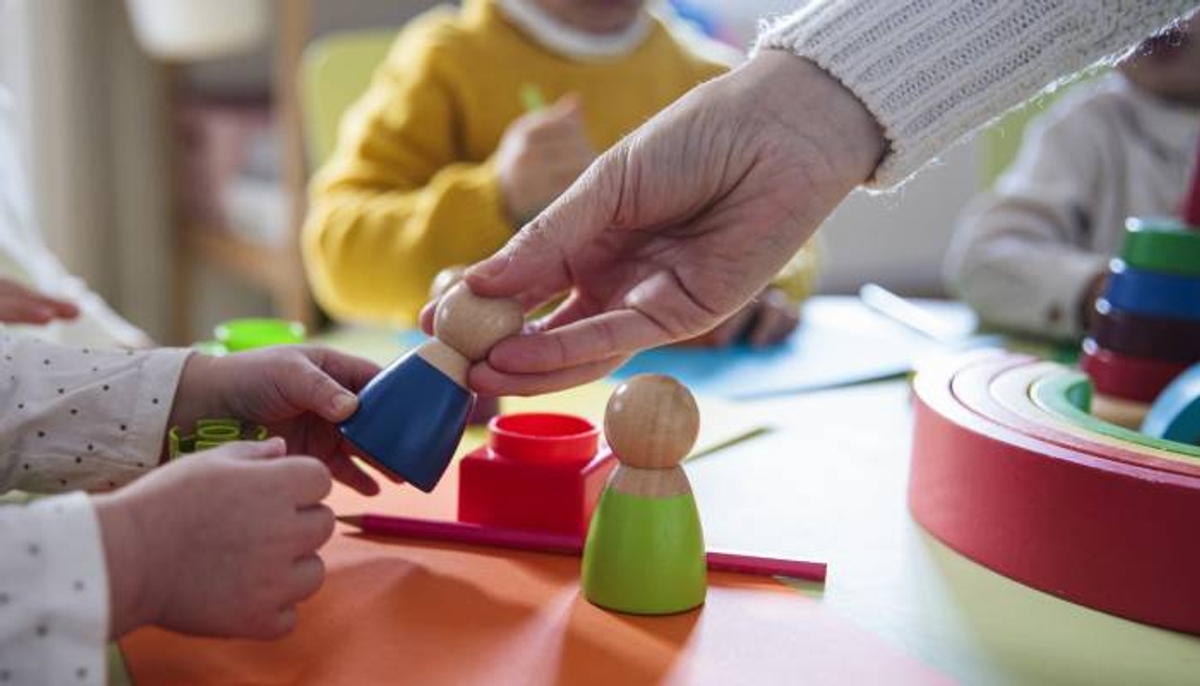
[{"xmin": 488, "ymin": 413, "xmax": 599, "ymax": 465}]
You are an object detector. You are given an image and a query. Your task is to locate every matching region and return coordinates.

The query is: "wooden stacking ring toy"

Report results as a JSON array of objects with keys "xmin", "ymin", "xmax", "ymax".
[
  {"xmin": 1122, "ymin": 217, "xmax": 1200, "ymax": 277},
  {"xmin": 1079, "ymin": 338, "xmax": 1189, "ymax": 403},
  {"xmin": 1089, "ymin": 299, "xmax": 1200, "ymax": 364},
  {"xmin": 1102, "ymin": 260, "xmax": 1200, "ymax": 322},
  {"xmin": 910, "ymin": 350, "xmax": 1200, "ymax": 634}
]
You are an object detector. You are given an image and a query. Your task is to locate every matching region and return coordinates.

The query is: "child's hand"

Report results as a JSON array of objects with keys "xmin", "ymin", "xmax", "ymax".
[
  {"xmin": 168, "ymin": 347, "xmax": 386, "ymax": 495},
  {"xmin": 496, "ymin": 95, "xmax": 596, "ymax": 224},
  {"xmin": 0, "ymin": 277, "xmax": 79, "ymax": 324},
  {"xmin": 94, "ymin": 439, "xmax": 335, "ymax": 639},
  {"xmin": 680, "ymin": 287, "xmax": 800, "ymax": 348}
]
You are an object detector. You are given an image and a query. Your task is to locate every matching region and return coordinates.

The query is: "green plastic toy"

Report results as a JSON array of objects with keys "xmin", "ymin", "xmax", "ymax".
[
  {"xmin": 581, "ymin": 374, "xmax": 706, "ymax": 615},
  {"xmin": 169, "ymin": 418, "xmax": 269, "ymax": 459},
  {"xmin": 213, "ymin": 318, "xmax": 306, "ymax": 353}
]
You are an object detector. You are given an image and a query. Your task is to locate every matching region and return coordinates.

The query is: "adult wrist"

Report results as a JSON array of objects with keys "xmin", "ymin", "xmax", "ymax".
[{"xmin": 737, "ymin": 51, "xmax": 885, "ymax": 192}]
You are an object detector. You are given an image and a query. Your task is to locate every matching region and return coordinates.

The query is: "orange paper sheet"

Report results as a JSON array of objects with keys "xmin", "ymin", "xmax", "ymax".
[{"xmin": 121, "ymin": 461, "xmax": 949, "ymax": 684}]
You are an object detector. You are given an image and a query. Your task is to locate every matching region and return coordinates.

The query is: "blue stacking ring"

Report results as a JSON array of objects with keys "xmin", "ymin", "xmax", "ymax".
[
  {"xmin": 1103, "ymin": 260, "xmax": 1200, "ymax": 322},
  {"xmin": 1142, "ymin": 362, "xmax": 1200, "ymax": 444}
]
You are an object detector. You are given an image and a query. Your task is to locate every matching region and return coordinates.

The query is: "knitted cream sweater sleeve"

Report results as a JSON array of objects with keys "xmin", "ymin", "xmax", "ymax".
[{"xmin": 756, "ymin": 1, "xmax": 1194, "ymax": 187}]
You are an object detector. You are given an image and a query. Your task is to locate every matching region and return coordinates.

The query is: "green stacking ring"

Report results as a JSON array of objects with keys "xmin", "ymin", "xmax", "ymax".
[
  {"xmin": 169, "ymin": 419, "xmax": 270, "ymax": 459},
  {"xmin": 1122, "ymin": 217, "xmax": 1200, "ymax": 277},
  {"xmin": 1030, "ymin": 371, "xmax": 1200, "ymax": 458}
]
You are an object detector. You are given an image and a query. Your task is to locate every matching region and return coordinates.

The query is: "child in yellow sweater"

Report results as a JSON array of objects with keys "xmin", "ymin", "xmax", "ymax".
[{"xmin": 303, "ymin": 0, "xmax": 817, "ymax": 347}]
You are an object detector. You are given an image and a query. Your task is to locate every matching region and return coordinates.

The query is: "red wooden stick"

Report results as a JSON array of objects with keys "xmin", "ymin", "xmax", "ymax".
[
  {"xmin": 1185, "ymin": 133, "xmax": 1200, "ymax": 228},
  {"xmin": 338, "ymin": 514, "xmax": 827, "ymax": 582}
]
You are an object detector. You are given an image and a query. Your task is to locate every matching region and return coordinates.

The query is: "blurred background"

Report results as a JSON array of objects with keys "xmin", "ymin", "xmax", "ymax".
[{"xmin": 0, "ymin": 0, "xmax": 996, "ymax": 345}]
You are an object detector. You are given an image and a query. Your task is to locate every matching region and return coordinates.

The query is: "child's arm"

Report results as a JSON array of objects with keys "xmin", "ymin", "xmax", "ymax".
[
  {"xmin": 303, "ymin": 25, "xmax": 515, "ymax": 327},
  {"xmin": 944, "ymin": 105, "xmax": 1108, "ymax": 340},
  {"xmin": 0, "ymin": 492, "xmax": 112, "ymax": 683},
  {"xmin": 0, "ymin": 332, "xmax": 188, "ymax": 494}
]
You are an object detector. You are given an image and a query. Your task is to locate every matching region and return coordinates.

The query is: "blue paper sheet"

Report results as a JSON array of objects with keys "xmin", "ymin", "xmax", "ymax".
[
  {"xmin": 401, "ymin": 297, "xmax": 982, "ymax": 400},
  {"xmin": 611, "ymin": 298, "xmax": 978, "ymax": 399}
]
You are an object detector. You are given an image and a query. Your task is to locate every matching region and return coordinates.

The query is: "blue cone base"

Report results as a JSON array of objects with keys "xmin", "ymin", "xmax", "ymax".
[{"xmin": 339, "ymin": 350, "xmax": 473, "ymax": 492}]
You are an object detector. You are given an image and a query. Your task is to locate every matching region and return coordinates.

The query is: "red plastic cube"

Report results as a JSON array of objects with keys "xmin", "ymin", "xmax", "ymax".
[{"xmin": 458, "ymin": 413, "xmax": 615, "ymax": 536}]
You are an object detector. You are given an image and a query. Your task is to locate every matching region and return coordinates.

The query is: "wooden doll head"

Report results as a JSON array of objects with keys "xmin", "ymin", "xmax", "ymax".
[
  {"xmin": 433, "ymin": 282, "xmax": 524, "ymax": 361},
  {"xmin": 604, "ymin": 374, "xmax": 699, "ymax": 469}
]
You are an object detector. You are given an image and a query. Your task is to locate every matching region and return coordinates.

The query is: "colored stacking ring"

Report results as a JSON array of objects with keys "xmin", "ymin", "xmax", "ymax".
[
  {"xmin": 168, "ymin": 418, "xmax": 269, "ymax": 459},
  {"xmin": 1030, "ymin": 371, "xmax": 1200, "ymax": 459},
  {"xmin": 1080, "ymin": 338, "xmax": 1189, "ymax": 403},
  {"xmin": 952, "ymin": 356, "xmax": 1200, "ymax": 476},
  {"xmin": 910, "ymin": 350, "xmax": 1200, "ymax": 634},
  {"xmin": 1143, "ymin": 363, "xmax": 1200, "ymax": 444},
  {"xmin": 1090, "ymin": 299, "xmax": 1200, "ymax": 364},
  {"xmin": 1122, "ymin": 217, "xmax": 1200, "ymax": 277},
  {"xmin": 1103, "ymin": 260, "xmax": 1200, "ymax": 321}
]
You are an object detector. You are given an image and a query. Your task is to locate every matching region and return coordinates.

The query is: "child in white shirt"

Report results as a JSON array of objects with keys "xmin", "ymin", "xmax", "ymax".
[
  {"xmin": 0, "ymin": 87, "xmax": 151, "ymax": 348},
  {"xmin": 944, "ymin": 18, "xmax": 1200, "ymax": 341}
]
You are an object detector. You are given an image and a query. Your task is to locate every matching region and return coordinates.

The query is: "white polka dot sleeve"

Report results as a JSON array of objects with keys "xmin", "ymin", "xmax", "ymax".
[
  {"xmin": 0, "ymin": 492, "xmax": 109, "ymax": 685},
  {"xmin": 755, "ymin": 1, "xmax": 1193, "ymax": 187},
  {"xmin": 0, "ymin": 332, "xmax": 190, "ymax": 493}
]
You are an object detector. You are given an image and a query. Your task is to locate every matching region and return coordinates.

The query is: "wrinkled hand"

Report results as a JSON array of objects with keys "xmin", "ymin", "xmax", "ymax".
[
  {"xmin": 496, "ymin": 94, "xmax": 596, "ymax": 224},
  {"xmin": 428, "ymin": 53, "xmax": 883, "ymax": 395},
  {"xmin": 0, "ymin": 277, "xmax": 78, "ymax": 324},
  {"xmin": 95, "ymin": 439, "xmax": 335, "ymax": 639},
  {"xmin": 168, "ymin": 346, "xmax": 385, "ymax": 494},
  {"xmin": 681, "ymin": 287, "xmax": 800, "ymax": 348}
]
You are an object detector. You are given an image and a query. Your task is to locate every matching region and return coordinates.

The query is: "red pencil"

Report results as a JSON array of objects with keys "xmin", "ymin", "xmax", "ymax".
[{"xmin": 337, "ymin": 513, "xmax": 827, "ymax": 582}]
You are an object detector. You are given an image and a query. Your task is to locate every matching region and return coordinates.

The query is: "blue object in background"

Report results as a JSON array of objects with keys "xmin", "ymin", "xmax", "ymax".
[
  {"xmin": 1142, "ymin": 362, "xmax": 1200, "ymax": 444},
  {"xmin": 668, "ymin": 0, "xmax": 721, "ymax": 37},
  {"xmin": 339, "ymin": 350, "xmax": 472, "ymax": 492},
  {"xmin": 1104, "ymin": 260, "xmax": 1200, "ymax": 322}
]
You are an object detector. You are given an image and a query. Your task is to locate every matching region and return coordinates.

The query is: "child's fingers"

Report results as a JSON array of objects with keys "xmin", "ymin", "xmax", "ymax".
[
  {"xmin": 291, "ymin": 507, "xmax": 336, "ymax": 555},
  {"xmin": 0, "ymin": 297, "xmax": 57, "ymax": 324},
  {"xmin": 275, "ymin": 355, "xmax": 361, "ymax": 423},
  {"xmin": 327, "ymin": 454, "xmax": 381, "ymax": 496},
  {"xmin": 708, "ymin": 306, "xmax": 756, "ymax": 347},
  {"xmin": 217, "ymin": 437, "xmax": 288, "ymax": 460},
  {"xmin": 277, "ymin": 456, "xmax": 334, "ymax": 506},
  {"xmin": 546, "ymin": 93, "xmax": 582, "ymax": 118},
  {"xmin": 287, "ymin": 554, "xmax": 326, "ymax": 603}
]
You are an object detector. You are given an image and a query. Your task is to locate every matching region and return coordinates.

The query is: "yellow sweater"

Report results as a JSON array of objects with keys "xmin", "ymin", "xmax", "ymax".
[{"xmin": 304, "ymin": 0, "xmax": 816, "ymax": 325}]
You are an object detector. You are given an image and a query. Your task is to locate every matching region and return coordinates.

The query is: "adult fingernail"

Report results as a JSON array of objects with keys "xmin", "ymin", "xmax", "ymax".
[{"xmin": 332, "ymin": 392, "xmax": 358, "ymax": 418}]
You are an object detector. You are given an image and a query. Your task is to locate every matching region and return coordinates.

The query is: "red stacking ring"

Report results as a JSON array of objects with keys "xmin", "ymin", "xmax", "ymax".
[
  {"xmin": 1090, "ymin": 299, "xmax": 1200, "ymax": 364},
  {"xmin": 488, "ymin": 413, "xmax": 600, "ymax": 466},
  {"xmin": 910, "ymin": 352, "xmax": 1200, "ymax": 635},
  {"xmin": 1080, "ymin": 338, "xmax": 1190, "ymax": 403}
]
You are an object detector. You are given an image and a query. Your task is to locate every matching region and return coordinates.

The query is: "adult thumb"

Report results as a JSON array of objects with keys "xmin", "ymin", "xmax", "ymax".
[{"xmin": 466, "ymin": 144, "xmax": 626, "ymax": 304}]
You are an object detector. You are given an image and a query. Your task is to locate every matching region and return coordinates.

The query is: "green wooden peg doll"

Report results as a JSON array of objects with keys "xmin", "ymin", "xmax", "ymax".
[{"xmin": 581, "ymin": 373, "xmax": 706, "ymax": 615}]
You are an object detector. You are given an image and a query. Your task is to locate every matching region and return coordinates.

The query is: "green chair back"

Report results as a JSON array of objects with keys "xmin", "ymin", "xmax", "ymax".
[{"xmin": 300, "ymin": 30, "xmax": 396, "ymax": 168}]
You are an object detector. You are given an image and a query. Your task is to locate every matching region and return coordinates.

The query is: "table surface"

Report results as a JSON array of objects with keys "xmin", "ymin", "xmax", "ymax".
[{"xmin": 119, "ymin": 298, "xmax": 1200, "ymax": 684}]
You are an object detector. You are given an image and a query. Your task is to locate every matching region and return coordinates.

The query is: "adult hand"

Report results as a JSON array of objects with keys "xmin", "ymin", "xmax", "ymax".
[
  {"xmin": 445, "ymin": 52, "xmax": 885, "ymax": 395},
  {"xmin": 0, "ymin": 277, "xmax": 79, "ymax": 324},
  {"xmin": 496, "ymin": 94, "xmax": 596, "ymax": 224},
  {"xmin": 168, "ymin": 346, "xmax": 385, "ymax": 495},
  {"xmin": 94, "ymin": 439, "xmax": 335, "ymax": 639},
  {"xmin": 680, "ymin": 286, "xmax": 800, "ymax": 348}
]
